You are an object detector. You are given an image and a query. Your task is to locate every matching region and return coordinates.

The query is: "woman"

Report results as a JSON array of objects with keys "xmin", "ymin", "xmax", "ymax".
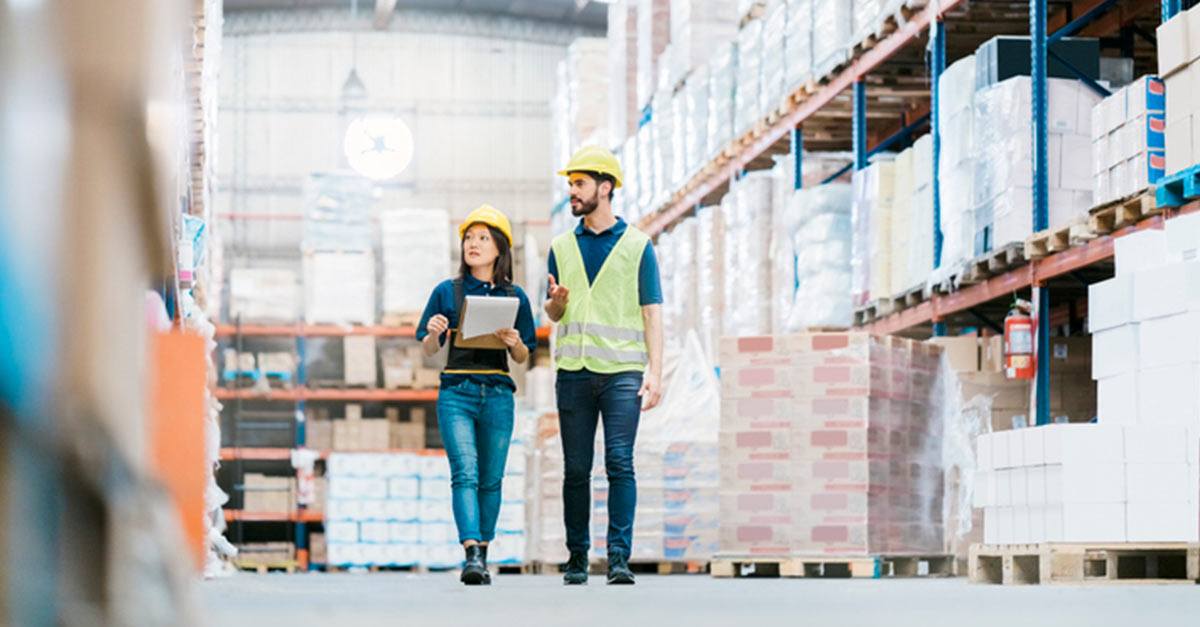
[{"xmin": 416, "ymin": 205, "xmax": 537, "ymax": 585}]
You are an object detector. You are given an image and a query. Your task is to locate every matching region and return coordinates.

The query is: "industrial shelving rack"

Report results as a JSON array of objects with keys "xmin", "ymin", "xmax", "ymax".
[
  {"xmin": 214, "ymin": 321, "xmax": 552, "ymax": 569},
  {"xmin": 632, "ymin": 0, "xmax": 1185, "ymax": 427}
]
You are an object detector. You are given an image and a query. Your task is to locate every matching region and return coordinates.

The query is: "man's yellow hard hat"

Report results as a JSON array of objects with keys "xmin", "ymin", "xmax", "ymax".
[
  {"xmin": 557, "ymin": 145, "xmax": 624, "ymax": 189},
  {"xmin": 459, "ymin": 204, "xmax": 513, "ymax": 246}
]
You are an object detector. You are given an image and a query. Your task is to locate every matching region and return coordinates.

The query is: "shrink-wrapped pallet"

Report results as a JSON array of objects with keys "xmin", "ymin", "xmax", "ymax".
[
  {"xmin": 381, "ymin": 209, "xmax": 451, "ymax": 318},
  {"xmin": 934, "ymin": 56, "xmax": 978, "ymax": 285},
  {"xmin": 735, "ymin": 18, "xmax": 764, "ymax": 136},
  {"xmin": 707, "ymin": 42, "xmax": 738, "ymax": 159},
  {"xmin": 608, "ymin": 3, "xmax": 640, "ymax": 146},
  {"xmin": 789, "ymin": 184, "xmax": 854, "ymax": 330},
  {"xmin": 670, "ymin": 0, "xmax": 739, "ymax": 84},
  {"xmin": 761, "ymin": 0, "xmax": 788, "ymax": 111},
  {"xmin": 784, "ymin": 0, "xmax": 814, "ymax": 91},
  {"xmin": 812, "ymin": 0, "xmax": 853, "ymax": 78},
  {"xmin": 722, "ymin": 172, "xmax": 774, "ymax": 338},
  {"xmin": 685, "ymin": 66, "xmax": 711, "ymax": 178},
  {"xmin": 637, "ymin": 0, "xmax": 672, "ymax": 111},
  {"xmin": 697, "ymin": 205, "xmax": 725, "ymax": 364}
]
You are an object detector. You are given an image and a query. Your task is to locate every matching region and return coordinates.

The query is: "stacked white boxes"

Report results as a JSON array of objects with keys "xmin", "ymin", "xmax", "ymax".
[
  {"xmin": 303, "ymin": 174, "xmax": 375, "ymax": 325},
  {"xmin": 380, "ymin": 209, "xmax": 451, "ymax": 319},
  {"xmin": 936, "ymin": 56, "xmax": 978, "ymax": 281},
  {"xmin": 812, "ymin": 0, "xmax": 853, "ymax": 78},
  {"xmin": 637, "ymin": 0, "xmax": 672, "ymax": 111},
  {"xmin": 1158, "ymin": 7, "xmax": 1200, "ymax": 174},
  {"xmin": 761, "ymin": 1, "xmax": 788, "ymax": 111},
  {"xmin": 323, "ymin": 453, "xmax": 429, "ymax": 568},
  {"xmin": 735, "ymin": 18, "xmax": 765, "ymax": 136},
  {"xmin": 1092, "ymin": 77, "xmax": 1166, "ymax": 205},
  {"xmin": 416, "ymin": 456, "xmax": 460, "ymax": 569},
  {"xmin": 906, "ymin": 135, "xmax": 936, "ymax": 293},
  {"xmin": 669, "ymin": 0, "xmax": 739, "ymax": 86},
  {"xmin": 669, "ymin": 92, "xmax": 689, "ymax": 190},
  {"xmin": 787, "ymin": 183, "xmax": 854, "ymax": 330},
  {"xmin": 651, "ymin": 90, "xmax": 677, "ymax": 208},
  {"xmin": 974, "ymin": 217, "xmax": 1200, "ymax": 544},
  {"xmin": 707, "ymin": 42, "xmax": 738, "ymax": 159},
  {"xmin": 784, "ymin": 0, "xmax": 813, "ymax": 91},
  {"xmin": 697, "ymin": 205, "xmax": 725, "ymax": 364},
  {"xmin": 492, "ymin": 417, "xmax": 532, "ymax": 565},
  {"xmin": 972, "ymin": 77, "xmax": 1099, "ymax": 255},
  {"xmin": 684, "ymin": 67, "xmax": 711, "ymax": 178},
  {"xmin": 889, "ymin": 148, "xmax": 915, "ymax": 294},
  {"xmin": 228, "ymin": 268, "xmax": 298, "ymax": 323},
  {"xmin": 304, "ymin": 251, "xmax": 375, "ymax": 326},
  {"xmin": 607, "ymin": 3, "xmax": 639, "ymax": 146},
  {"xmin": 663, "ymin": 218, "xmax": 700, "ymax": 350}
]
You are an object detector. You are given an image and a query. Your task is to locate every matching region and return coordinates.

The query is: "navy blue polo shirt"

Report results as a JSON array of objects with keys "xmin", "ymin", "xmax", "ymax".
[
  {"xmin": 416, "ymin": 274, "xmax": 538, "ymax": 392},
  {"xmin": 547, "ymin": 217, "xmax": 663, "ymax": 380}
]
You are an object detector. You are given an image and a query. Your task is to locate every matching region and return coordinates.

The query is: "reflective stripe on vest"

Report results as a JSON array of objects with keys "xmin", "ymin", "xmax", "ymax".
[{"xmin": 551, "ymin": 226, "xmax": 650, "ymax": 374}]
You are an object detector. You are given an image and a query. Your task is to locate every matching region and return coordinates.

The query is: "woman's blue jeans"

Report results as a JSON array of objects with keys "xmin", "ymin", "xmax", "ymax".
[{"xmin": 436, "ymin": 380, "xmax": 514, "ymax": 544}]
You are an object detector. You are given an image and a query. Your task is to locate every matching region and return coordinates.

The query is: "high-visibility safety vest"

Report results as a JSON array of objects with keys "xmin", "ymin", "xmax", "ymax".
[{"xmin": 551, "ymin": 227, "xmax": 650, "ymax": 374}]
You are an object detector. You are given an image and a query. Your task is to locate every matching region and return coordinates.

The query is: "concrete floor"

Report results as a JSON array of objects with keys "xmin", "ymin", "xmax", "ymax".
[{"xmin": 202, "ymin": 572, "xmax": 1200, "ymax": 626}]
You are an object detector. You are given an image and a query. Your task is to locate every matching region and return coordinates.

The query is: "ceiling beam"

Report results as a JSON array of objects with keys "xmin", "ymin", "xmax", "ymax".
[{"xmin": 373, "ymin": 0, "xmax": 398, "ymax": 29}]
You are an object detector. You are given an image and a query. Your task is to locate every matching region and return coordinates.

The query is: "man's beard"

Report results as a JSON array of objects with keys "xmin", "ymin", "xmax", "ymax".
[{"xmin": 570, "ymin": 191, "xmax": 599, "ymax": 217}]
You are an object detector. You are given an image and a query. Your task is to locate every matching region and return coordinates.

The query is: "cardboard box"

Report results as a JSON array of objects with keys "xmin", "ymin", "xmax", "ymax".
[
  {"xmin": 1167, "ymin": 211, "xmax": 1200, "ymax": 262},
  {"xmin": 1158, "ymin": 12, "xmax": 1191, "ymax": 78},
  {"xmin": 381, "ymin": 346, "xmax": 416, "ymax": 389},
  {"xmin": 1166, "ymin": 114, "xmax": 1194, "ymax": 175},
  {"xmin": 306, "ymin": 418, "xmax": 333, "ymax": 450},
  {"xmin": 1115, "ymin": 229, "xmax": 1169, "ymax": 277},
  {"xmin": 1044, "ymin": 462, "xmax": 1126, "ymax": 504},
  {"xmin": 1126, "ymin": 462, "xmax": 1192, "ymax": 503},
  {"xmin": 981, "ymin": 335, "xmax": 1005, "ymax": 373},
  {"xmin": 1138, "ymin": 311, "xmax": 1200, "ymax": 369},
  {"xmin": 1136, "ymin": 366, "xmax": 1200, "ymax": 428},
  {"xmin": 389, "ymin": 420, "xmax": 425, "ymax": 450},
  {"xmin": 1097, "ymin": 372, "xmax": 1138, "ymax": 425},
  {"xmin": 1134, "ymin": 262, "xmax": 1200, "ymax": 321},
  {"xmin": 1043, "ymin": 423, "xmax": 1125, "ymax": 466},
  {"xmin": 414, "ymin": 369, "xmax": 442, "ymax": 390},
  {"xmin": 1045, "ymin": 502, "xmax": 1127, "ymax": 542},
  {"xmin": 344, "ymin": 335, "xmax": 377, "ymax": 386},
  {"xmin": 1127, "ymin": 75, "xmax": 1167, "ymax": 118},
  {"xmin": 309, "ymin": 532, "xmax": 327, "ymax": 565},
  {"xmin": 242, "ymin": 474, "xmax": 295, "ymax": 513},
  {"xmin": 1092, "ymin": 325, "xmax": 1139, "ymax": 380},
  {"xmin": 929, "ymin": 336, "xmax": 980, "ymax": 373},
  {"xmin": 1127, "ymin": 501, "xmax": 1200, "ymax": 542},
  {"xmin": 1088, "ymin": 274, "xmax": 1134, "ymax": 332}
]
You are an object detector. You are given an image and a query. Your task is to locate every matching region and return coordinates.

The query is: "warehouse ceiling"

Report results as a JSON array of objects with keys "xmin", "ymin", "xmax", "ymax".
[{"xmin": 223, "ymin": 0, "xmax": 609, "ymax": 29}]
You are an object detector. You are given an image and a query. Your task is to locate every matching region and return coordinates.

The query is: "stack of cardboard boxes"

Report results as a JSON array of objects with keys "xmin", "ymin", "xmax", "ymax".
[
  {"xmin": 717, "ymin": 332, "xmax": 946, "ymax": 557},
  {"xmin": 241, "ymin": 473, "xmax": 296, "ymax": 514},
  {"xmin": 306, "ymin": 404, "xmax": 427, "ymax": 452},
  {"xmin": 380, "ymin": 345, "xmax": 441, "ymax": 391},
  {"xmin": 1091, "ymin": 77, "xmax": 1166, "ymax": 205},
  {"xmin": 1158, "ymin": 7, "xmax": 1200, "ymax": 175}
]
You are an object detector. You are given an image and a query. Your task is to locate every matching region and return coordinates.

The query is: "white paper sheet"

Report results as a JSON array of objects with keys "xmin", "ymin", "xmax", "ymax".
[{"xmin": 460, "ymin": 295, "xmax": 520, "ymax": 340}]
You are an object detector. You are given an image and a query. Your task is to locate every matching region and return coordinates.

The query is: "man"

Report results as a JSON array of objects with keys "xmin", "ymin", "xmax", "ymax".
[{"xmin": 545, "ymin": 145, "xmax": 664, "ymax": 586}]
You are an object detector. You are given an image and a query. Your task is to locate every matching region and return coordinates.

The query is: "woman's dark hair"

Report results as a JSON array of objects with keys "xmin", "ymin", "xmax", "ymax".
[{"xmin": 459, "ymin": 223, "xmax": 514, "ymax": 286}]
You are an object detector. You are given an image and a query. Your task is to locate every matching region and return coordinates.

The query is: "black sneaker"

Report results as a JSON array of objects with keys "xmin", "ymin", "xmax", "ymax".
[
  {"xmin": 607, "ymin": 554, "xmax": 635, "ymax": 585},
  {"xmin": 563, "ymin": 550, "xmax": 589, "ymax": 585},
  {"xmin": 461, "ymin": 545, "xmax": 487, "ymax": 586}
]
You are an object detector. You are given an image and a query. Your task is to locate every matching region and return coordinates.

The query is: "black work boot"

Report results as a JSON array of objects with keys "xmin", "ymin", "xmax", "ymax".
[
  {"xmin": 607, "ymin": 553, "xmax": 635, "ymax": 585},
  {"xmin": 479, "ymin": 545, "xmax": 492, "ymax": 585},
  {"xmin": 563, "ymin": 550, "xmax": 589, "ymax": 585},
  {"xmin": 460, "ymin": 545, "xmax": 487, "ymax": 585}
]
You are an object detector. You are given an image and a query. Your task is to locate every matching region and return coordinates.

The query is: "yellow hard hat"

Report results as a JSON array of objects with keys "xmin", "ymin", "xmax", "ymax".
[
  {"xmin": 459, "ymin": 204, "xmax": 513, "ymax": 246},
  {"xmin": 557, "ymin": 145, "xmax": 624, "ymax": 189}
]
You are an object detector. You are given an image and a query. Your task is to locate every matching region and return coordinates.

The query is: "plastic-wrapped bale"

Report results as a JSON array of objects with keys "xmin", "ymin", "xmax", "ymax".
[
  {"xmin": 707, "ymin": 42, "xmax": 737, "ymax": 159},
  {"xmin": 972, "ymin": 77, "xmax": 1100, "ymax": 255},
  {"xmin": 935, "ymin": 56, "xmax": 977, "ymax": 284},
  {"xmin": 770, "ymin": 154, "xmax": 799, "ymax": 335},
  {"xmin": 670, "ymin": 0, "xmax": 739, "ymax": 82},
  {"xmin": 304, "ymin": 251, "xmax": 375, "ymax": 326},
  {"xmin": 852, "ymin": 0, "xmax": 884, "ymax": 48},
  {"xmin": 637, "ymin": 123, "xmax": 657, "ymax": 214},
  {"xmin": 718, "ymin": 333, "xmax": 947, "ymax": 556},
  {"xmin": 381, "ymin": 209, "xmax": 451, "ymax": 320},
  {"xmin": 735, "ymin": 18, "xmax": 765, "ymax": 136},
  {"xmin": 550, "ymin": 59, "xmax": 572, "ymax": 203},
  {"xmin": 685, "ymin": 66, "xmax": 711, "ymax": 178},
  {"xmin": 671, "ymin": 218, "xmax": 701, "ymax": 348},
  {"xmin": 670, "ymin": 92, "xmax": 689, "ymax": 190},
  {"xmin": 651, "ymin": 90, "xmax": 676, "ymax": 209},
  {"xmin": 850, "ymin": 159, "xmax": 896, "ymax": 306},
  {"xmin": 721, "ymin": 172, "xmax": 774, "ymax": 338},
  {"xmin": 784, "ymin": 0, "xmax": 814, "ymax": 92},
  {"xmin": 607, "ymin": 2, "xmax": 640, "ymax": 146},
  {"xmin": 890, "ymin": 147, "xmax": 915, "ymax": 296},
  {"xmin": 696, "ymin": 206, "xmax": 725, "ymax": 364},
  {"xmin": 637, "ymin": 0, "xmax": 672, "ymax": 111},
  {"xmin": 761, "ymin": 0, "xmax": 788, "ymax": 111},
  {"xmin": 621, "ymin": 137, "xmax": 641, "ymax": 224},
  {"xmin": 303, "ymin": 173, "xmax": 373, "ymax": 252},
  {"xmin": 907, "ymin": 135, "xmax": 935, "ymax": 293},
  {"xmin": 812, "ymin": 0, "xmax": 853, "ymax": 78},
  {"xmin": 228, "ymin": 268, "xmax": 298, "ymax": 323},
  {"xmin": 788, "ymin": 184, "xmax": 853, "ymax": 330},
  {"xmin": 565, "ymin": 38, "xmax": 610, "ymax": 153},
  {"xmin": 655, "ymin": 231, "xmax": 677, "ymax": 346}
]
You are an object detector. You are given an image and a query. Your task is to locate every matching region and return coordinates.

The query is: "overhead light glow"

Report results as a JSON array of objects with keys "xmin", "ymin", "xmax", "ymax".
[{"xmin": 343, "ymin": 116, "xmax": 414, "ymax": 181}]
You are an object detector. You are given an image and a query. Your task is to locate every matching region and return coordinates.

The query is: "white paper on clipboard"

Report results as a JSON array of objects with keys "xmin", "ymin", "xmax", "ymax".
[{"xmin": 459, "ymin": 295, "xmax": 520, "ymax": 340}]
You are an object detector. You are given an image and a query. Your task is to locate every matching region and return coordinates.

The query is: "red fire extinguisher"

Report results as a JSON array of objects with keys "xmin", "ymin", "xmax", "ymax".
[{"xmin": 1004, "ymin": 299, "xmax": 1035, "ymax": 380}]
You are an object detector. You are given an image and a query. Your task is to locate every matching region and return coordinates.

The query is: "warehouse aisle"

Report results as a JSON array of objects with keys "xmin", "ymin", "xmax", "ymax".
[{"xmin": 203, "ymin": 574, "xmax": 1200, "ymax": 626}]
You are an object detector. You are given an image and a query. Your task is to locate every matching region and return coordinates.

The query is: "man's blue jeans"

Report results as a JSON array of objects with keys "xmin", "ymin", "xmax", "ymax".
[
  {"xmin": 556, "ymin": 371, "xmax": 642, "ymax": 558},
  {"xmin": 437, "ymin": 380, "xmax": 514, "ymax": 544}
]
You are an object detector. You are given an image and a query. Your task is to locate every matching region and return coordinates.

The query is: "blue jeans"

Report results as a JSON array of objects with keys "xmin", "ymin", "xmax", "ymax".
[
  {"xmin": 556, "ymin": 371, "xmax": 643, "ymax": 558},
  {"xmin": 437, "ymin": 380, "xmax": 514, "ymax": 544}
]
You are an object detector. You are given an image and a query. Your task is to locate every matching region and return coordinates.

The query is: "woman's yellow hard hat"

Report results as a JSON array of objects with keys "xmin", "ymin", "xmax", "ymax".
[
  {"xmin": 459, "ymin": 204, "xmax": 513, "ymax": 246},
  {"xmin": 557, "ymin": 145, "xmax": 624, "ymax": 189}
]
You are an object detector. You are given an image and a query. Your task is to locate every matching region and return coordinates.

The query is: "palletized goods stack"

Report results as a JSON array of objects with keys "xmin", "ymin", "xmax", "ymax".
[
  {"xmin": 380, "ymin": 209, "xmax": 450, "ymax": 322},
  {"xmin": 718, "ymin": 332, "xmax": 947, "ymax": 557},
  {"xmin": 302, "ymin": 173, "xmax": 376, "ymax": 325},
  {"xmin": 1091, "ymin": 77, "xmax": 1166, "ymax": 205},
  {"xmin": 935, "ymin": 55, "xmax": 978, "ymax": 283}
]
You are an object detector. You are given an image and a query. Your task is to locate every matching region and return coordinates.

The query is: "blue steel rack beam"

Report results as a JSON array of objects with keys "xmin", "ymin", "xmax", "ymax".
[
  {"xmin": 792, "ymin": 127, "xmax": 803, "ymax": 190},
  {"xmin": 931, "ymin": 18, "xmax": 947, "ymax": 338},
  {"xmin": 1164, "ymin": 0, "xmax": 1182, "ymax": 21},
  {"xmin": 1032, "ymin": 0, "xmax": 1052, "ymax": 427},
  {"xmin": 853, "ymin": 80, "xmax": 868, "ymax": 172},
  {"xmin": 821, "ymin": 112, "xmax": 931, "ymax": 185}
]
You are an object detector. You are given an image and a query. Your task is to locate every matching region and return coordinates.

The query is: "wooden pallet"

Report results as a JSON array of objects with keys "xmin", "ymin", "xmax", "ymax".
[
  {"xmin": 739, "ymin": 1, "xmax": 766, "ymax": 28},
  {"xmin": 711, "ymin": 554, "xmax": 955, "ymax": 579},
  {"xmin": 1089, "ymin": 189, "xmax": 1160, "ymax": 233},
  {"xmin": 235, "ymin": 560, "xmax": 298, "ymax": 574},
  {"xmin": 969, "ymin": 543, "xmax": 1200, "ymax": 585},
  {"xmin": 1024, "ymin": 217, "xmax": 1098, "ymax": 260},
  {"xmin": 1156, "ymin": 164, "xmax": 1200, "ymax": 208},
  {"xmin": 959, "ymin": 242, "xmax": 1026, "ymax": 285},
  {"xmin": 853, "ymin": 298, "xmax": 898, "ymax": 326}
]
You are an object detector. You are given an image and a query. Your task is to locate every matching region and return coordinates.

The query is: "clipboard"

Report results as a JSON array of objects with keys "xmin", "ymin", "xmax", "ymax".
[{"xmin": 452, "ymin": 295, "xmax": 519, "ymax": 350}]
